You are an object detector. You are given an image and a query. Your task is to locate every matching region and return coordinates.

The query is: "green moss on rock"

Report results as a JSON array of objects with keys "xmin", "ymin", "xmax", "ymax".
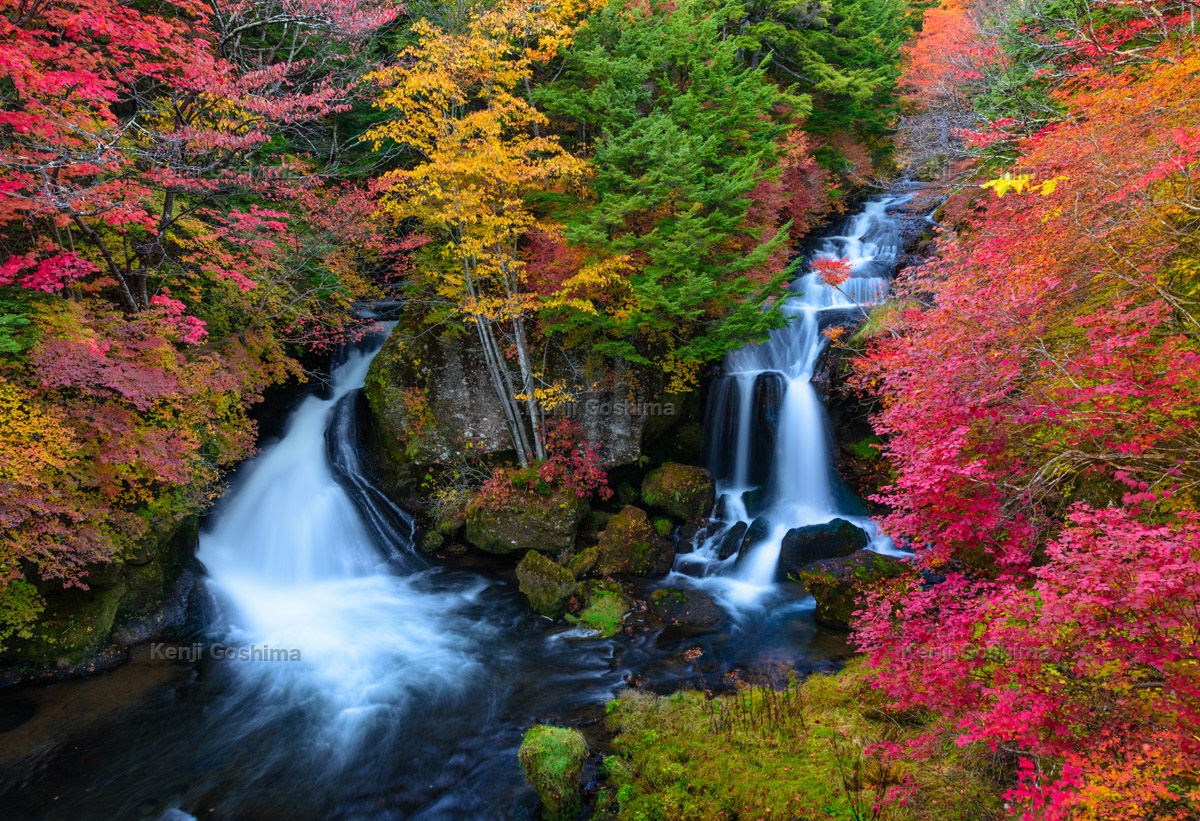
[
  {"xmin": 516, "ymin": 551, "xmax": 578, "ymax": 616},
  {"xmin": 640, "ymin": 463, "xmax": 715, "ymax": 522},
  {"xmin": 2, "ymin": 513, "xmax": 198, "ymax": 666},
  {"xmin": 565, "ymin": 544, "xmax": 601, "ymax": 579},
  {"xmin": 464, "ymin": 474, "xmax": 587, "ymax": 555},
  {"xmin": 599, "ymin": 662, "xmax": 1004, "ymax": 820},
  {"xmin": 518, "ymin": 725, "xmax": 589, "ymax": 821},
  {"xmin": 595, "ymin": 506, "xmax": 674, "ymax": 577},
  {"xmin": 19, "ymin": 578, "xmax": 128, "ymax": 666},
  {"xmin": 797, "ymin": 549, "xmax": 910, "ymax": 629},
  {"xmin": 419, "ymin": 530, "xmax": 445, "ymax": 553},
  {"xmin": 567, "ymin": 581, "xmax": 631, "ymax": 637}
]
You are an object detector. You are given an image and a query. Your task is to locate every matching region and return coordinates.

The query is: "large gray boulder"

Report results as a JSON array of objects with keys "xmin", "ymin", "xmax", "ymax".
[
  {"xmin": 776, "ymin": 518, "xmax": 869, "ymax": 581},
  {"xmin": 364, "ymin": 331, "xmax": 696, "ymax": 492}
]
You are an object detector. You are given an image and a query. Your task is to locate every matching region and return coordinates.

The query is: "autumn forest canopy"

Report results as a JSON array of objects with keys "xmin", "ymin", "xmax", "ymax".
[{"xmin": 1, "ymin": 0, "xmax": 1200, "ymax": 817}]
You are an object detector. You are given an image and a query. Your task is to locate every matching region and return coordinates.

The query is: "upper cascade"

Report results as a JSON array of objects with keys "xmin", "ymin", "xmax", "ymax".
[{"xmin": 679, "ymin": 194, "xmax": 909, "ymax": 601}]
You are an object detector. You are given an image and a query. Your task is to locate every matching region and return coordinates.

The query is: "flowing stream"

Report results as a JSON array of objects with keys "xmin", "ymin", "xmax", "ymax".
[{"xmin": 0, "ymin": 195, "xmax": 910, "ymax": 820}]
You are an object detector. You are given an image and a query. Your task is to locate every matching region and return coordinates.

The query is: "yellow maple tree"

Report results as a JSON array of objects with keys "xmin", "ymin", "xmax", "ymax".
[{"xmin": 366, "ymin": 0, "xmax": 597, "ymax": 464}]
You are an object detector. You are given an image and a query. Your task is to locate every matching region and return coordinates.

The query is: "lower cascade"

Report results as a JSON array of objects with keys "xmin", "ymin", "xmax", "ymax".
[
  {"xmin": 675, "ymin": 194, "xmax": 909, "ymax": 605},
  {"xmin": 198, "ymin": 333, "xmax": 487, "ymax": 746}
]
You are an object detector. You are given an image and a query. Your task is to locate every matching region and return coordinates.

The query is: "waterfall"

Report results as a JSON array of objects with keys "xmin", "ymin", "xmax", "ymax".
[
  {"xmin": 675, "ymin": 195, "xmax": 908, "ymax": 604},
  {"xmin": 197, "ymin": 327, "xmax": 486, "ymax": 748}
]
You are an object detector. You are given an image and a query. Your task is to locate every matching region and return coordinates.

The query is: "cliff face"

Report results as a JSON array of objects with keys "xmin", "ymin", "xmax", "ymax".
[{"xmin": 362, "ymin": 328, "xmax": 699, "ymax": 503}]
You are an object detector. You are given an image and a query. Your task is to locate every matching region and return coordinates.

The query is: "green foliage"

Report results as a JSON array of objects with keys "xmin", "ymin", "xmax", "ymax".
[
  {"xmin": 0, "ymin": 580, "xmax": 44, "ymax": 651},
  {"xmin": 601, "ymin": 662, "xmax": 1008, "ymax": 820},
  {"xmin": 735, "ymin": 0, "xmax": 917, "ymax": 143},
  {"xmin": 536, "ymin": 0, "xmax": 807, "ymax": 366},
  {"xmin": 0, "ymin": 289, "xmax": 36, "ymax": 354},
  {"xmin": 843, "ymin": 434, "xmax": 884, "ymax": 460}
]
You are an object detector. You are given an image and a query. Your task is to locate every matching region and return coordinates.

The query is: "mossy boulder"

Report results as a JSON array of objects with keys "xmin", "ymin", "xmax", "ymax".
[
  {"xmin": 418, "ymin": 530, "xmax": 445, "ymax": 553},
  {"xmin": 364, "ymin": 331, "xmax": 515, "ymax": 498},
  {"xmin": 2, "ymin": 513, "xmax": 197, "ymax": 668},
  {"xmin": 565, "ymin": 545, "xmax": 601, "ymax": 580},
  {"xmin": 647, "ymin": 587, "xmax": 722, "ymax": 626},
  {"xmin": 797, "ymin": 549, "xmax": 910, "ymax": 629},
  {"xmin": 366, "ymin": 331, "xmax": 686, "ymax": 484},
  {"xmin": 464, "ymin": 476, "xmax": 587, "ymax": 555},
  {"xmin": 16, "ymin": 577, "xmax": 128, "ymax": 666},
  {"xmin": 595, "ymin": 506, "xmax": 675, "ymax": 577},
  {"xmin": 518, "ymin": 725, "xmax": 589, "ymax": 821},
  {"xmin": 516, "ymin": 551, "xmax": 578, "ymax": 617},
  {"xmin": 640, "ymin": 463, "xmax": 715, "ymax": 523},
  {"xmin": 567, "ymin": 581, "xmax": 631, "ymax": 637}
]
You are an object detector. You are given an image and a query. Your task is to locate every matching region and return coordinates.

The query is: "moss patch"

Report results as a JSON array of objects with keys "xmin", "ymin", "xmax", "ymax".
[
  {"xmin": 519, "ymin": 725, "xmax": 589, "ymax": 821},
  {"xmin": 464, "ymin": 473, "xmax": 587, "ymax": 555},
  {"xmin": 599, "ymin": 662, "xmax": 1008, "ymax": 820},
  {"xmin": 640, "ymin": 463, "xmax": 715, "ymax": 522},
  {"xmin": 565, "ymin": 545, "xmax": 601, "ymax": 579},
  {"xmin": 566, "ymin": 582, "xmax": 631, "ymax": 637}
]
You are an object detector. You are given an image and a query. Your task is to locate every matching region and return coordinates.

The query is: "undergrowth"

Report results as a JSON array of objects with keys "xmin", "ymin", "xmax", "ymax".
[{"xmin": 596, "ymin": 662, "xmax": 1011, "ymax": 820}]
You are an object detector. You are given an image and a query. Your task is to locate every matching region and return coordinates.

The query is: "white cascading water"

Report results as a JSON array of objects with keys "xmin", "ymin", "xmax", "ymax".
[
  {"xmin": 198, "ymin": 330, "xmax": 487, "ymax": 747},
  {"xmin": 675, "ymin": 195, "xmax": 909, "ymax": 606}
]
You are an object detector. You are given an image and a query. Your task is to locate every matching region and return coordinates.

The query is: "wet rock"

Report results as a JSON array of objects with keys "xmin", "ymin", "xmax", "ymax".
[
  {"xmin": 716, "ymin": 522, "xmax": 748, "ymax": 560},
  {"xmin": 742, "ymin": 486, "xmax": 770, "ymax": 518},
  {"xmin": 776, "ymin": 518, "xmax": 869, "ymax": 582},
  {"xmin": 518, "ymin": 725, "xmax": 588, "ymax": 821},
  {"xmin": 640, "ymin": 463, "xmax": 715, "ymax": 523},
  {"xmin": 749, "ymin": 372, "xmax": 786, "ymax": 485},
  {"xmin": 736, "ymin": 516, "xmax": 771, "ymax": 560},
  {"xmin": 516, "ymin": 551, "xmax": 578, "ymax": 617},
  {"xmin": 464, "ymin": 476, "xmax": 587, "ymax": 555},
  {"xmin": 674, "ymin": 520, "xmax": 715, "ymax": 553},
  {"xmin": 797, "ymin": 549, "xmax": 910, "ymax": 629},
  {"xmin": 594, "ymin": 506, "xmax": 675, "ymax": 576},
  {"xmin": 702, "ymin": 376, "xmax": 744, "ymax": 481},
  {"xmin": 647, "ymin": 588, "xmax": 722, "ymax": 626}
]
